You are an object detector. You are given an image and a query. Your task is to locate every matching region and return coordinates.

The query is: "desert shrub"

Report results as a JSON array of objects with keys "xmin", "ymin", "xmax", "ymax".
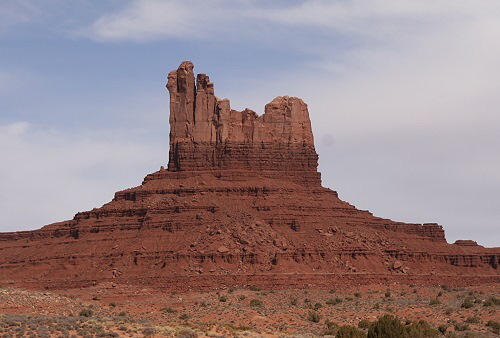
[
  {"xmin": 367, "ymin": 314, "xmax": 406, "ymax": 338},
  {"xmin": 290, "ymin": 297, "xmax": 298, "ymax": 306},
  {"xmin": 463, "ymin": 333, "xmax": 479, "ymax": 338},
  {"xmin": 176, "ymin": 329, "xmax": 198, "ymax": 338},
  {"xmin": 454, "ymin": 322, "xmax": 469, "ymax": 331},
  {"xmin": 249, "ymin": 299, "xmax": 263, "ymax": 308},
  {"xmin": 358, "ymin": 319, "xmax": 371, "ymax": 330},
  {"xmin": 218, "ymin": 296, "xmax": 227, "ymax": 302},
  {"xmin": 142, "ymin": 327, "xmax": 156, "ymax": 336},
  {"xmin": 78, "ymin": 309, "xmax": 93, "ymax": 318},
  {"xmin": 238, "ymin": 295, "xmax": 245, "ymax": 301},
  {"xmin": 228, "ymin": 286, "xmax": 237, "ymax": 293},
  {"xmin": 406, "ymin": 320, "xmax": 439, "ymax": 337},
  {"xmin": 326, "ymin": 297, "xmax": 343, "ymax": 305},
  {"xmin": 461, "ymin": 297, "xmax": 475, "ymax": 308},
  {"xmin": 429, "ymin": 298, "xmax": 441, "ymax": 306},
  {"xmin": 326, "ymin": 320, "xmax": 338, "ymax": 329},
  {"xmin": 313, "ymin": 302, "xmax": 323, "ymax": 310},
  {"xmin": 329, "ymin": 289, "xmax": 336, "ymax": 294},
  {"xmin": 441, "ymin": 285, "xmax": 451, "ymax": 292},
  {"xmin": 108, "ymin": 302, "xmax": 116, "ymax": 307},
  {"xmin": 118, "ymin": 312, "xmax": 127, "ymax": 317},
  {"xmin": 445, "ymin": 307, "xmax": 453, "ymax": 315},
  {"xmin": 486, "ymin": 320, "xmax": 500, "ymax": 334},
  {"xmin": 438, "ymin": 324, "xmax": 448, "ymax": 334},
  {"xmin": 437, "ymin": 291, "xmax": 443, "ymax": 297},
  {"xmin": 248, "ymin": 286, "xmax": 261, "ymax": 291},
  {"xmin": 354, "ymin": 292, "xmax": 362, "ymax": 298},
  {"xmin": 336, "ymin": 325, "xmax": 367, "ymax": 338},
  {"xmin": 307, "ymin": 311, "xmax": 321, "ymax": 323},
  {"xmin": 385, "ymin": 291, "xmax": 391, "ymax": 298},
  {"xmin": 179, "ymin": 313, "xmax": 190, "ymax": 320},
  {"xmin": 483, "ymin": 296, "xmax": 500, "ymax": 306},
  {"xmin": 161, "ymin": 306, "xmax": 177, "ymax": 313},
  {"xmin": 97, "ymin": 333, "xmax": 119, "ymax": 337},
  {"xmin": 465, "ymin": 316, "xmax": 480, "ymax": 324}
]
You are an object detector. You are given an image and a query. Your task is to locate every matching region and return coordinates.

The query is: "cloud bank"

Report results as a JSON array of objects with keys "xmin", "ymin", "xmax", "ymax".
[{"xmin": 0, "ymin": 122, "xmax": 164, "ymax": 232}]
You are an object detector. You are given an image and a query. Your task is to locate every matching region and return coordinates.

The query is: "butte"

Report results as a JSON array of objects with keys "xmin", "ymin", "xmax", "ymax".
[{"xmin": 0, "ymin": 61, "xmax": 498, "ymax": 291}]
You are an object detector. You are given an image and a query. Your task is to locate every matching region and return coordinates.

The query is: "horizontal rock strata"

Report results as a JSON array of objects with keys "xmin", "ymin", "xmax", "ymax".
[{"xmin": 0, "ymin": 61, "xmax": 498, "ymax": 290}]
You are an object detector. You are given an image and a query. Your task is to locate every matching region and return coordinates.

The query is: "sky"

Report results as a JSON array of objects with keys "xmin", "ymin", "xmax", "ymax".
[{"xmin": 1, "ymin": 0, "xmax": 499, "ymax": 247}]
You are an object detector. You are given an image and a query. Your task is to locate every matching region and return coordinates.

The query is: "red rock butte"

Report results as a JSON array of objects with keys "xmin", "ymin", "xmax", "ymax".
[{"xmin": 0, "ymin": 61, "xmax": 499, "ymax": 291}]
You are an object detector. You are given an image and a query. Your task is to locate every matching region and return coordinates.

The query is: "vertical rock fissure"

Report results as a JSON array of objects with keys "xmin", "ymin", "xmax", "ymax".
[{"xmin": 166, "ymin": 61, "xmax": 320, "ymax": 186}]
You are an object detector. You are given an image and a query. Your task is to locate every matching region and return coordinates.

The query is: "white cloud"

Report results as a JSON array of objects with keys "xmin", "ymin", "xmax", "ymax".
[
  {"xmin": 0, "ymin": 0, "xmax": 41, "ymax": 30},
  {"xmin": 0, "ymin": 122, "xmax": 165, "ymax": 233},
  {"xmin": 85, "ymin": 0, "xmax": 242, "ymax": 42},
  {"xmin": 84, "ymin": 0, "xmax": 500, "ymax": 45}
]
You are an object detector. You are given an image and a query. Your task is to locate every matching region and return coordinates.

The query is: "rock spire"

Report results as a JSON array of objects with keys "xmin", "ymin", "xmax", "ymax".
[{"xmin": 166, "ymin": 62, "xmax": 319, "ymax": 185}]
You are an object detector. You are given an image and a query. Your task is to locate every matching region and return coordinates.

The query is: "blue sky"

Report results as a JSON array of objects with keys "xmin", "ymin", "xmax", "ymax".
[{"xmin": 1, "ymin": 0, "xmax": 499, "ymax": 247}]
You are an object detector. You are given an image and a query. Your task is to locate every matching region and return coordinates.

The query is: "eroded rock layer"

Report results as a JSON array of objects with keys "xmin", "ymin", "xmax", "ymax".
[{"xmin": 0, "ymin": 62, "xmax": 498, "ymax": 290}]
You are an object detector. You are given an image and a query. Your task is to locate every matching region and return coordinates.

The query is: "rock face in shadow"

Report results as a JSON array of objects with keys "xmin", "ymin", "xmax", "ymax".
[{"xmin": 0, "ymin": 61, "xmax": 498, "ymax": 291}]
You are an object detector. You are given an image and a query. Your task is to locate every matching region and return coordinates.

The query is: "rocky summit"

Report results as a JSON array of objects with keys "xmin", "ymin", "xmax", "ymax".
[{"xmin": 0, "ymin": 62, "xmax": 498, "ymax": 291}]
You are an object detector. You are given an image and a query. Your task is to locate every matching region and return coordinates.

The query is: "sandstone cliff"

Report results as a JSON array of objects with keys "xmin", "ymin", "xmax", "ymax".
[
  {"xmin": 166, "ymin": 61, "xmax": 319, "ymax": 186},
  {"xmin": 0, "ymin": 62, "xmax": 498, "ymax": 291}
]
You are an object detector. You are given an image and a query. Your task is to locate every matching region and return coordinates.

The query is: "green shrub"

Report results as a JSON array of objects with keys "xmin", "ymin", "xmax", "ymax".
[
  {"xmin": 441, "ymin": 285, "xmax": 451, "ymax": 292},
  {"xmin": 354, "ymin": 292, "xmax": 362, "ymax": 298},
  {"xmin": 406, "ymin": 320, "xmax": 439, "ymax": 337},
  {"xmin": 313, "ymin": 302, "xmax": 323, "ymax": 310},
  {"xmin": 322, "ymin": 320, "xmax": 339, "ymax": 336},
  {"xmin": 483, "ymin": 296, "xmax": 500, "ymax": 307},
  {"xmin": 454, "ymin": 322, "xmax": 469, "ymax": 331},
  {"xmin": 367, "ymin": 314, "xmax": 406, "ymax": 338},
  {"xmin": 326, "ymin": 297, "xmax": 343, "ymax": 305},
  {"xmin": 429, "ymin": 298, "xmax": 441, "ymax": 306},
  {"xmin": 465, "ymin": 316, "xmax": 479, "ymax": 324},
  {"xmin": 142, "ymin": 327, "xmax": 155, "ymax": 336},
  {"xmin": 161, "ymin": 306, "xmax": 177, "ymax": 313},
  {"xmin": 78, "ymin": 309, "xmax": 93, "ymax": 317},
  {"xmin": 385, "ymin": 291, "xmax": 391, "ymax": 298},
  {"xmin": 176, "ymin": 329, "xmax": 198, "ymax": 338},
  {"xmin": 336, "ymin": 325, "xmax": 367, "ymax": 338},
  {"xmin": 179, "ymin": 313, "xmax": 190, "ymax": 321},
  {"xmin": 358, "ymin": 319, "xmax": 371, "ymax": 330},
  {"xmin": 248, "ymin": 286, "xmax": 261, "ymax": 291},
  {"xmin": 218, "ymin": 296, "xmax": 227, "ymax": 302},
  {"xmin": 486, "ymin": 321, "xmax": 500, "ymax": 334},
  {"xmin": 290, "ymin": 297, "xmax": 298, "ymax": 306},
  {"xmin": 329, "ymin": 289, "xmax": 336, "ymax": 294},
  {"xmin": 461, "ymin": 297, "xmax": 474, "ymax": 309},
  {"xmin": 307, "ymin": 311, "xmax": 321, "ymax": 323},
  {"xmin": 326, "ymin": 320, "xmax": 338, "ymax": 329},
  {"xmin": 249, "ymin": 299, "xmax": 263, "ymax": 308},
  {"xmin": 438, "ymin": 324, "xmax": 448, "ymax": 334}
]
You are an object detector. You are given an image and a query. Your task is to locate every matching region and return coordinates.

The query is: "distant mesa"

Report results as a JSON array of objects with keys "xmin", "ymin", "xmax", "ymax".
[{"xmin": 0, "ymin": 61, "xmax": 498, "ymax": 291}]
